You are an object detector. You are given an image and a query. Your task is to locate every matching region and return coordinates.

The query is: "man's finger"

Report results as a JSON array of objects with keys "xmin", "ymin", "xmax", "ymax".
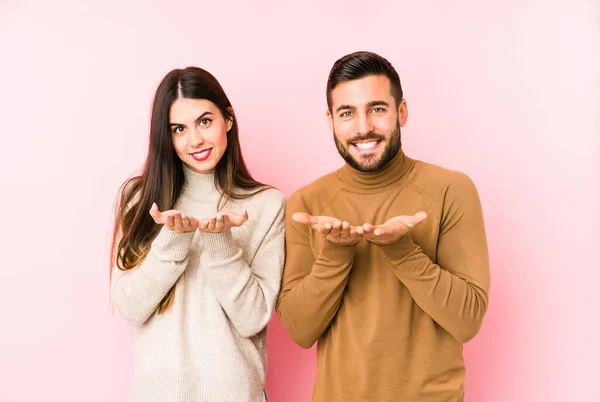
[
  {"xmin": 340, "ymin": 222, "xmax": 351, "ymax": 237},
  {"xmin": 292, "ymin": 212, "xmax": 318, "ymax": 225},
  {"xmin": 319, "ymin": 222, "xmax": 333, "ymax": 235},
  {"xmin": 329, "ymin": 221, "xmax": 342, "ymax": 235},
  {"xmin": 407, "ymin": 211, "xmax": 428, "ymax": 228},
  {"xmin": 375, "ymin": 224, "xmax": 396, "ymax": 236},
  {"xmin": 362, "ymin": 223, "xmax": 375, "ymax": 233}
]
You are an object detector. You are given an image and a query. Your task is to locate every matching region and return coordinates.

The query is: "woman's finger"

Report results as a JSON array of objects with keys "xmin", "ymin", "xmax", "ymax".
[
  {"xmin": 172, "ymin": 213, "xmax": 184, "ymax": 232},
  {"xmin": 165, "ymin": 214, "xmax": 174, "ymax": 230},
  {"xmin": 180, "ymin": 214, "xmax": 191, "ymax": 231},
  {"xmin": 188, "ymin": 216, "xmax": 199, "ymax": 229},
  {"xmin": 213, "ymin": 214, "xmax": 224, "ymax": 231},
  {"xmin": 222, "ymin": 214, "xmax": 231, "ymax": 231},
  {"xmin": 199, "ymin": 219, "xmax": 209, "ymax": 231},
  {"xmin": 149, "ymin": 203, "xmax": 163, "ymax": 224}
]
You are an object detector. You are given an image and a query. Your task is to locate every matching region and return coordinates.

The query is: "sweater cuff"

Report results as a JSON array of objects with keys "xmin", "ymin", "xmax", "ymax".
[
  {"xmin": 379, "ymin": 235, "xmax": 420, "ymax": 264},
  {"xmin": 150, "ymin": 226, "xmax": 195, "ymax": 261},
  {"xmin": 199, "ymin": 230, "xmax": 241, "ymax": 262},
  {"xmin": 318, "ymin": 241, "xmax": 357, "ymax": 263}
]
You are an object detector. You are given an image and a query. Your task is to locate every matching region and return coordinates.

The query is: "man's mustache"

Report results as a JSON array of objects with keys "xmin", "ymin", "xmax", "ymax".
[{"xmin": 346, "ymin": 132, "xmax": 386, "ymax": 144}]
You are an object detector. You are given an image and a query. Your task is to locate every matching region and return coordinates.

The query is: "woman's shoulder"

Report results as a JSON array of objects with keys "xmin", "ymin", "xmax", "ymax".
[
  {"xmin": 242, "ymin": 186, "xmax": 286, "ymax": 208},
  {"xmin": 230, "ymin": 186, "xmax": 286, "ymax": 218}
]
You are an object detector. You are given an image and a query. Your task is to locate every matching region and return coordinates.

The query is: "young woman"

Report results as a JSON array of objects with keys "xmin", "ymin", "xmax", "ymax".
[{"xmin": 110, "ymin": 67, "xmax": 285, "ymax": 402}]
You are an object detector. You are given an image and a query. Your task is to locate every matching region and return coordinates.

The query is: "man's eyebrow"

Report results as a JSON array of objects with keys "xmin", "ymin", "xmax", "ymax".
[
  {"xmin": 367, "ymin": 100, "xmax": 390, "ymax": 108},
  {"xmin": 335, "ymin": 104, "xmax": 354, "ymax": 113},
  {"xmin": 335, "ymin": 101, "xmax": 390, "ymax": 113}
]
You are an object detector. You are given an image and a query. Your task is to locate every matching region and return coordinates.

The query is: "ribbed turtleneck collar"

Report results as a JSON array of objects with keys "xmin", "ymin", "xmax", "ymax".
[
  {"xmin": 181, "ymin": 164, "xmax": 220, "ymax": 201},
  {"xmin": 337, "ymin": 149, "xmax": 414, "ymax": 192}
]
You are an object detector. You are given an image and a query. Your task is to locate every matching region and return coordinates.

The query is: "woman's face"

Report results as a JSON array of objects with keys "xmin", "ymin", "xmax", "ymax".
[{"xmin": 169, "ymin": 98, "xmax": 232, "ymax": 173}]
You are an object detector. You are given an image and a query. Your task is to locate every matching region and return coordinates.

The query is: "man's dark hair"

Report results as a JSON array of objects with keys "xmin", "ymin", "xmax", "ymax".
[{"xmin": 326, "ymin": 51, "xmax": 403, "ymax": 111}]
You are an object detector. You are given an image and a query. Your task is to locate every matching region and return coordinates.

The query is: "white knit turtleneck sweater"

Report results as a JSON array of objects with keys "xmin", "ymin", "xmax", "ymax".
[{"xmin": 112, "ymin": 165, "xmax": 285, "ymax": 402}]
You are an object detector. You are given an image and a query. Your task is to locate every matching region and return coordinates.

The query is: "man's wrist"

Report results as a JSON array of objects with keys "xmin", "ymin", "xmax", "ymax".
[
  {"xmin": 379, "ymin": 235, "xmax": 418, "ymax": 261},
  {"xmin": 319, "ymin": 240, "xmax": 357, "ymax": 262}
]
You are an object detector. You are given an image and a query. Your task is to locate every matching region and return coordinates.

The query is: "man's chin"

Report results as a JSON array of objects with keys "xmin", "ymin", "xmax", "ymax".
[
  {"xmin": 349, "ymin": 155, "xmax": 385, "ymax": 172},
  {"xmin": 353, "ymin": 152, "xmax": 381, "ymax": 164}
]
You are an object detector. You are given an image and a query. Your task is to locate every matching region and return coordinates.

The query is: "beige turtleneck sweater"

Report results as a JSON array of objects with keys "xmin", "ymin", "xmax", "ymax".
[
  {"xmin": 111, "ymin": 165, "xmax": 285, "ymax": 402},
  {"xmin": 277, "ymin": 150, "xmax": 490, "ymax": 402}
]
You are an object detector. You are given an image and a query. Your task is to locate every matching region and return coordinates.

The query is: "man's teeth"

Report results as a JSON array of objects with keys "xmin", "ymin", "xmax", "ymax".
[{"xmin": 354, "ymin": 141, "xmax": 378, "ymax": 150}]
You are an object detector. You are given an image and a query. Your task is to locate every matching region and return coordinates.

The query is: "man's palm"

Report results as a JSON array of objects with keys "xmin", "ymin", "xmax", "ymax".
[
  {"xmin": 293, "ymin": 212, "xmax": 361, "ymax": 246},
  {"xmin": 357, "ymin": 212, "xmax": 427, "ymax": 245}
]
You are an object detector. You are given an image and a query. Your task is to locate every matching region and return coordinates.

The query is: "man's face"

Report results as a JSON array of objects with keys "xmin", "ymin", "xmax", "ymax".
[{"xmin": 327, "ymin": 75, "xmax": 407, "ymax": 172}]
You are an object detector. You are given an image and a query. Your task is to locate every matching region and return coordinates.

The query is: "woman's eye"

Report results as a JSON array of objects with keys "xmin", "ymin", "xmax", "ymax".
[
  {"xmin": 174, "ymin": 126, "xmax": 184, "ymax": 133},
  {"xmin": 200, "ymin": 119, "xmax": 212, "ymax": 126}
]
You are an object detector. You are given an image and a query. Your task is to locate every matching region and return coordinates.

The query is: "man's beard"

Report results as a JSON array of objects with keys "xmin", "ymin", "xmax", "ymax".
[{"xmin": 334, "ymin": 122, "xmax": 401, "ymax": 173}]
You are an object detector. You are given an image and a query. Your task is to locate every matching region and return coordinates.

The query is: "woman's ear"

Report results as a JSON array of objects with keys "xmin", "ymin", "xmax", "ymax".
[{"xmin": 226, "ymin": 107, "xmax": 234, "ymax": 132}]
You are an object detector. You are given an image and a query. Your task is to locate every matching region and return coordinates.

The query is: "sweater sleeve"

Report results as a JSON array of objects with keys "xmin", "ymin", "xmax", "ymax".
[
  {"xmin": 198, "ymin": 194, "xmax": 286, "ymax": 338},
  {"xmin": 275, "ymin": 192, "xmax": 356, "ymax": 349},
  {"xmin": 111, "ymin": 226, "xmax": 195, "ymax": 326},
  {"xmin": 379, "ymin": 173, "xmax": 490, "ymax": 343}
]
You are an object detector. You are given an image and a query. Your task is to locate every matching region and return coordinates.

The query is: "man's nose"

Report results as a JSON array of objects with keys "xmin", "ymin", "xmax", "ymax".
[{"xmin": 356, "ymin": 113, "xmax": 372, "ymax": 135}]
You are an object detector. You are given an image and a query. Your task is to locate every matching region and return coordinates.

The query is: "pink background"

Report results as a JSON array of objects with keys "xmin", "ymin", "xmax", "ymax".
[{"xmin": 1, "ymin": 1, "xmax": 598, "ymax": 401}]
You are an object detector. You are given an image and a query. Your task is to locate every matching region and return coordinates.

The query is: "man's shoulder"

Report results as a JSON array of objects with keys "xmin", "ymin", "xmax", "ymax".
[
  {"xmin": 410, "ymin": 159, "xmax": 476, "ymax": 190},
  {"xmin": 408, "ymin": 159, "xmax": 481, "ymax": 209},
  {"xmin": 287, "ymin": 170, "xmax": 343, "ymax": 213}
]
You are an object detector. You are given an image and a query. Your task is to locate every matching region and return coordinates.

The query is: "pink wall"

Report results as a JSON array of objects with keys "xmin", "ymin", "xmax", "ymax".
[{"xmin": 0, "ymin": 1, "xmax": 598, "ymax": 401}]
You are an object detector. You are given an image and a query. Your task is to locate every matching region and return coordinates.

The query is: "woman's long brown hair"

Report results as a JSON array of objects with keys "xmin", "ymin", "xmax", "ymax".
[{"xmin": 110, "ymin": 67, "xmax": 267, "ymax": 314}]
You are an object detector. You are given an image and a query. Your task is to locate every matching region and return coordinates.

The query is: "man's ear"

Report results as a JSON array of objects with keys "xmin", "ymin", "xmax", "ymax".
[
  {"xmin": 398, "ymin": 99, "xmax": 408, "ymax": 127},
  {"xmin": 326, "ymin": 108, "xmax": 334, "ymax": 133}
]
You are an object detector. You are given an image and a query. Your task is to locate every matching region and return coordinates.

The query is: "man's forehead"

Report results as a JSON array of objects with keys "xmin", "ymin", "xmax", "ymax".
[{"xmin": 331, "ymin": 75, "xmax": 393, "ymax": 107}]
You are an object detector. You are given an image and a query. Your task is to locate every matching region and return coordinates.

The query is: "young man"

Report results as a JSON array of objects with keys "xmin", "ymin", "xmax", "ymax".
[{"xmin": 276, "ymin": 51, "xmax": 490, "ymax": 402}]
